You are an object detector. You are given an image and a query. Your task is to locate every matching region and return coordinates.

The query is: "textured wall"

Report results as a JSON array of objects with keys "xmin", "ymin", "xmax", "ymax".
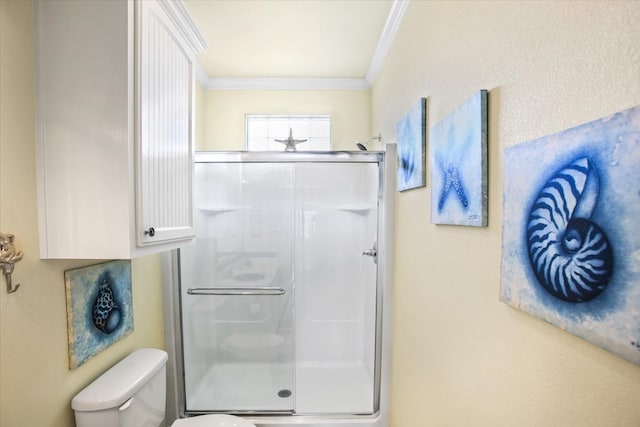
[
  {"xmin": 371, "ymin": 1, "xmax": 640, "ymax": 426},
  {"xmin": 0, "ymin": 2, "xmax": 166, "ymax": 426}
]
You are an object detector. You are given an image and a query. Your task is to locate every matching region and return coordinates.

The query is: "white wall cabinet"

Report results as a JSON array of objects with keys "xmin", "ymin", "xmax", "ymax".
[{"xmin": 35, "ymin": 0, "xmax": 206, "ymax": 259}]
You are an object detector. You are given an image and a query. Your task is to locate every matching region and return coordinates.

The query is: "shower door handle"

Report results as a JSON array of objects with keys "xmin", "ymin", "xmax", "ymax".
[
  {"xmin": 362, "ymin": 241, "xmax": 377, "ymax": 264},
  {"xmin": 187, "ymin": 286, "xmax": 285, "ymax": 296}
]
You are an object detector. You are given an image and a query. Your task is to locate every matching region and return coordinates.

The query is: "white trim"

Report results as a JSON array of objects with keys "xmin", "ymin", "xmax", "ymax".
[
  {"xmin": 365, "ymin": 0, "xmax": 410, "ymax": 87},
  {"xmin": 195, "ymin": 0, "xmax": 409, "ymax": 91},
  {"xmin": 194, "ymin": 60, "xmax": 209, "ymax": 87},
  {"xmin": 203, "ymin": 77, "xmax": 369, "ymax": 91},
  {"xmin": 158, "ymin": 0, "xmax": 207, "ymax": 55}
]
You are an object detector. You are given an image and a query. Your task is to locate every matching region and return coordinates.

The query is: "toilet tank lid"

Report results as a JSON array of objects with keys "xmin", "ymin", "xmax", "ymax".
[{"xmin": 72, "ymin": 348, "xmax": 168, "ymax": 412}]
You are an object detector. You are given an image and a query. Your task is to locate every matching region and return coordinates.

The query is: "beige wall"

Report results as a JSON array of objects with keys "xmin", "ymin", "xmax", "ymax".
[
  {"xmin": 197, "ymin": 89, "xmax": 370, "ymax": 151},
  {"xmin": 0, "ymin": 2, "xmax": 166, "ymax": 426},
  {"xmin": 372, "ymin": 1, "xmax": 640, "ymax": 426},
  {"xmin": 194, "ymin": 81, "xmax": 206, "ymax": 151}
]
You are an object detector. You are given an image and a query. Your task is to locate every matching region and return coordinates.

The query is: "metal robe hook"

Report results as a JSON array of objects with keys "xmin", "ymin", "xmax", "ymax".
[{"xmin": 0, "ymin": 232, "xmax": 24, "ymax": 293}]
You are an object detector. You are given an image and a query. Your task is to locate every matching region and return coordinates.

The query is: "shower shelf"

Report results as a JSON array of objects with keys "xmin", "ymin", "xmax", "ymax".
[
  {"xmin": 304, "ymin": 204, "xmax": 375, "ymax": 215},
  {"xmin": 198, "ymin": 206, "xmax": 246, "ymax": 215},
  {"xmin": 337, "ymin": 205, "xmax": 374, "ymax": 214}
]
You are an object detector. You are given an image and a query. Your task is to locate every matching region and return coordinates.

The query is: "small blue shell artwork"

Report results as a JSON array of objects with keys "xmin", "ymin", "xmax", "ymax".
[
  {"xmin": 430, "ymin": 90, "xmax": 488, "ymax": 226},
  {"xmin": 396, "ymin": 98, "xmax": 426, "ymax": 191},
  {"xmin": 65, "ymin": 260, "xmax": 133, "ymax": 369},
  {"xmin": 501, "ymin": 104, "xmax": 640, "ymax": 366},
  {"xmin": 92, "ymin": 274, "xmax": 122, "ymax": 333}
]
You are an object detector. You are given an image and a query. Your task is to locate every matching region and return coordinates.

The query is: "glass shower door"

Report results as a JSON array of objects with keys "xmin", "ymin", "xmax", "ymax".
[
  {"xmin": 179, "ymin": 161, "xmax": 295, "ymax": 413},
  {"xmin": 294, "ymin": 162, "xmax": 380, "ymax": 415}
]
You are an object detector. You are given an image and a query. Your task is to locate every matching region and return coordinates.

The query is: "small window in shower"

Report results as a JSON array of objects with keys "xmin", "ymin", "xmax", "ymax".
[{"xmin": 246, "ymin": 115, "xmax": 331, "ymax": 151}]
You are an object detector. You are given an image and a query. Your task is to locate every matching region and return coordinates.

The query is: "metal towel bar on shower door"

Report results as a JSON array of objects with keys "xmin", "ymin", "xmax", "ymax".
[{"xmin": 187, "ymin": 286, "xmax": 286, "ymax": 296}]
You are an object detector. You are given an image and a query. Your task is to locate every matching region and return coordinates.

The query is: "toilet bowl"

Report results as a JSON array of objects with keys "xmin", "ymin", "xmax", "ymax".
[
  {"xmin": 172, "ymin": 413, "xmax": 256, "ymax": 427},
  {"xmin": 72, "ymin": 348, "xmax": 256, "ymax": 427}
]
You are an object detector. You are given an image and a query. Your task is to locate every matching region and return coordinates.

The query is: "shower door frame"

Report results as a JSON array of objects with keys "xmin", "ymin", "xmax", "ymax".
[{"xmin": 163, "ymin": 149, "xmax": 394, "ymax": 426}]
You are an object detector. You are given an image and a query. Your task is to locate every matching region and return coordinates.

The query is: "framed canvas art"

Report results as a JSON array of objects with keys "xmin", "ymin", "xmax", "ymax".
[
  {"xmin": 501, "ymin": 104, "xmax": 640, "ymax": 366},
  {"xmin": 396, "ymin": 98, "xmax": 426, "ymax": 191},
  {"xmin": 430, "ymin": 90, "xmax": 488, "ymax": 226},
  {"xmin": 65, "ymin": 260, "xmax": 134, "ymax": 369}
]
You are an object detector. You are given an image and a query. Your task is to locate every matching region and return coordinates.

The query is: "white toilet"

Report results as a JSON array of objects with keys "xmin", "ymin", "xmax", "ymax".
[{"xmin": 72, "ymin": 348, "xmax": 255, "ymax": 427}]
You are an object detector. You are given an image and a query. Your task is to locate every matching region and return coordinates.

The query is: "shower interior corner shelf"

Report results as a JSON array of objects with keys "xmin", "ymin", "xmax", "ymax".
[
  {"xmin": 198, "ymin": 204, "xmax": 375, "ymax": 215},
  {"xmin": 198, "ymin": 206, "xmax": 242, "ymax": 216},
  {"xmin": 334, "ymin": 205, "xmax": 375, "ymax": 215}
]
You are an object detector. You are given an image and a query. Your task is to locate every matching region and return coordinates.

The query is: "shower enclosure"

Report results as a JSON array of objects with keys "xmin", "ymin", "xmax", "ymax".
[{"xmin": 163, "ymin": 150, "xmax": 394, "ymax": 427}]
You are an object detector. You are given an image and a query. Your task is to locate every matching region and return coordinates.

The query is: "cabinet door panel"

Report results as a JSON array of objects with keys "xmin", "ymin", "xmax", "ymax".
[{"xmin": 137, "ymin": 0, "xmax": 195, "ymax": 246}]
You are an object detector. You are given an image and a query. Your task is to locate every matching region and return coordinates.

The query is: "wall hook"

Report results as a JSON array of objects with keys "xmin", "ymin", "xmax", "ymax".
[
  {"xmin": 0, "ymin": 233, "xmax": 24, "ymax": 293},
  {"xmin": 371, "ymin": 133, "xmax": 382, "ymax": 143}
]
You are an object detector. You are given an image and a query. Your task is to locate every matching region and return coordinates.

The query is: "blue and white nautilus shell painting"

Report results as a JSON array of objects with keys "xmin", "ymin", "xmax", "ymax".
[
  {"xmin": 501, "ymin": 104, "xmax": 640, "ymax": 366},
  {"xmin": 65, "ymin": 260, "xmax": 133, "ymax": 369},
  {"xmin": 430, "ymin": 90, "xmax": 488, "ymax": 226},
  {"xmin": 396, "ymin": 98, "xmax": 426, "ymax": 191}
]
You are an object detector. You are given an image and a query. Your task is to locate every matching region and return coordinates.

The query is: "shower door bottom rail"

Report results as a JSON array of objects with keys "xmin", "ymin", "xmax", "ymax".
[{"xmin": 187, "ymin": 286, "xmax": 286, "ymax": 296}]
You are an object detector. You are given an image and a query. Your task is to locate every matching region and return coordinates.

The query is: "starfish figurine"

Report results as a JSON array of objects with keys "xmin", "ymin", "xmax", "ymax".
[{"xmin": 274, "ymin": 128, "xmax": 307, "ymax": 152}]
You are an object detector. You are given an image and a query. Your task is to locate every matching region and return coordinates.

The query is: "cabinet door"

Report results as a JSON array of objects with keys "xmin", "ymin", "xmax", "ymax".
[{"xmin": 137, "ymin": 0, "xmax": 195, "ymax": 246}]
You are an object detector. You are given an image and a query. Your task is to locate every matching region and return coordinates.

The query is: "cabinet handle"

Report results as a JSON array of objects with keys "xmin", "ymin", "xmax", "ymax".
[{"xmin": 144, "ymin": 227, "xmax": 156, "ymax": 237}]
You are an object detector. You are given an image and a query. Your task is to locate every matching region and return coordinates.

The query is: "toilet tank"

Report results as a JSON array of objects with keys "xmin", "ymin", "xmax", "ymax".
[{"xmin": 72, "ymin": 348, "xmax": 168, "ymax": 427}]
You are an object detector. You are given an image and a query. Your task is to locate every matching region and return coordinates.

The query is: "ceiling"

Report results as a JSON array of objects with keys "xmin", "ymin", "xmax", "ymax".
[{"xmin": 183, "ymin": 0, "xmax": 403, "ymax": 88}]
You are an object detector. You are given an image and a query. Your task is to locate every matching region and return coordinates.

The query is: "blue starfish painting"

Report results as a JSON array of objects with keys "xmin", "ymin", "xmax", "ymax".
[
  {"xmin": 397, "ymin": 98, "xmax": 426, "ymax": 191},
  {"xmin": 430, "ymin": 90, "xmax": 487, "ymax": 226}
]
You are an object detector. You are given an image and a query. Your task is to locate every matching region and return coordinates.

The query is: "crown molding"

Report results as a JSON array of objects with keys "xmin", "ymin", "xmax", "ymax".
[
  {"xmin": 159, "ymin": 0, "xmax": 208, "ymax": 55},
  {"xmin": 365, "ymin": 0, "xmax": 409, "ymax": 87},
  {"xmin": 194, "ymin": 61, "xmax": 209, "ymax": 87},
  {"xmin": 195, "ymin": 0, "xmax": 409, "ymax": 91},
  {"xmin": 201, "ymin": 77, "xmax": 369, "ymax": 91}
]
